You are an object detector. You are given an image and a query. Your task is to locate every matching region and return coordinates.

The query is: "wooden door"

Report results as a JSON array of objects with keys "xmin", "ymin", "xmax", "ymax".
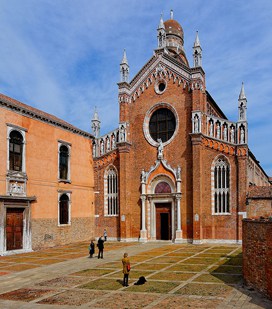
[
  {"xmin": 156, "ymin": 203, "xmax": 171, "ymax": 240},
  {"xmin": 6, "ymin": 208, "xmax": 24, "ymax": 250}
]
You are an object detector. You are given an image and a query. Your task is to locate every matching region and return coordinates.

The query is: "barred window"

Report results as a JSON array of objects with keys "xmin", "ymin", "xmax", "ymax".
[
  {"xmin": 213, "ymin": 158, "xmax": 230, "ymax": 214},
  {"xmin": 105, "ymin": 168, "xmax": 118, "ymax": 216}
]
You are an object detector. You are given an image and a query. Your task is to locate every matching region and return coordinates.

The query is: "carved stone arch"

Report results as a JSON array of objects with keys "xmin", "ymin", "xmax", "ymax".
[
  {"xmin": 211, "ymin": 153, "xmax": 231, "ymax": 170},
  {"xmin": 147, "ymin": 174, "xmax": 175, "ymax": 195}
]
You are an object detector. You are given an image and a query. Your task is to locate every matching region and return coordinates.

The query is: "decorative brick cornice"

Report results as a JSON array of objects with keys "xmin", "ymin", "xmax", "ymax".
[
  {"xmin": 94, "ymin": 151, "xmax": 118, "ymax": 169},
  {"xmin": 118, "ymin": 52, "xmax": 205, "ymax": 105},
  {"xmin": 117, "ymin": 142, "xmax": 132, "ymax": 153}
]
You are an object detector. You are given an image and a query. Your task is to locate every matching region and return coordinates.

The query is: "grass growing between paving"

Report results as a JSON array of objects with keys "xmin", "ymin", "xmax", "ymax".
[
  {"xmin": 168, "ymin": 263, "xmax": 208, "ymax": 272},
  {"xmin": 209, "ymin": 265, "xmax": 242, "ymax": 274},
  {"xmin": 80, "ymin": 278, "xmax": 122, "ymax": 290},
  {"xmin": 125, "ymin": 280, "xmax": 179, "ymax": 293},
  {"xmin": 71, "ymin": 268, "xmax": 115, "ymax": 277},
  {"xmin": 193, "ymin": 273, "xmax": 243, "ymax": 284},
  {"xmin": 133, "ymin": 263, "xmax": 171, "ymax": 270},
  {"xmin": 175, "ymin": 282, "xmax": 233, "ymax": 297},
  {"xmin": 149, "ymin": 271, "xmax": 195, "ymax": 281}
]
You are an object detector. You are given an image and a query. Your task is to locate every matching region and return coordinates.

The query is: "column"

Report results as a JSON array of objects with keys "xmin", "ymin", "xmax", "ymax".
[
  {"xmin": 140, "ymin": 195, "xmax": 147, "ymax": 241},
  {"xmin": 175, "ymin": 194, "xmax": 183, "ymax": 242}
]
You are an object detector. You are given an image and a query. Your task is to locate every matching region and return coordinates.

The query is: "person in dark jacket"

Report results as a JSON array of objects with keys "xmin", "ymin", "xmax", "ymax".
[
  {"xmin": 97, "ymin": 236, "xmax": 104, "ymax": 259},
  {"xmin": 89, "ymin": 240, "xmax": 95, "ymax": 258}
]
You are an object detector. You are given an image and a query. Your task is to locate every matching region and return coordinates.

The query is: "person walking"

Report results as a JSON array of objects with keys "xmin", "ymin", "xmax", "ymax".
[
  {"xmin": 103, "ymin": 229, "xmax": 107, "ymax": 241},
  {"xmin": 89, "ymin": 240, "xmax": 95, "ymax": 258},
  {"xmin": 122, "ymin": 252, "xmax": 130, "ymax": 287},
  {"xmin": 97, "ymin": 236, "xmax": 104, "ymax": 259}
]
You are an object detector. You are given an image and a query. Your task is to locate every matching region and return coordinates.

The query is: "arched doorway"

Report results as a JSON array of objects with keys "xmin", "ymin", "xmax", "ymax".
[{"xmin": 155, "ymin": 203, "xmax": 171, "ymax": 240}]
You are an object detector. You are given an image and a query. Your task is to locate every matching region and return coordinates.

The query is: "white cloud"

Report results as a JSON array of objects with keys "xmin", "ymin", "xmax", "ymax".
[{"xmin": 0, "ymin": 0, "xmax": 271, "ymax": 175}]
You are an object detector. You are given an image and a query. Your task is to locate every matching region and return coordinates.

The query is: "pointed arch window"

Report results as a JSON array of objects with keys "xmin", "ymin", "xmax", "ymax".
[
  {"xmin": 59, "ymin": 193, "xmax": 70, "ymax": 225},
  {"xmin": 105, "ymin": 167, "xmax": 118, "ymax": 216},
  {"xmin": 9, "ymin": 130, "xmax": 23, "ymax": 171},
  {"xmin": 213, "ymin": 158, "xmax": 230, "ymax": 214}
]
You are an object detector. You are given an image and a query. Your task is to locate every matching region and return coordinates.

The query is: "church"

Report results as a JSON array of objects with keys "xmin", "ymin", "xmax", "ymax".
[
  {"xmin": 0, "ymin": 11, "xmax": 270, "ymax": 255},
  {"xmin": 92, "ymin": 11, "xmax": 270, "ymax": 244}
]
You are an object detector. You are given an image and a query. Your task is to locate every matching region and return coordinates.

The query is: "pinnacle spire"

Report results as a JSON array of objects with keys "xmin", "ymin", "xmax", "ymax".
[
  {"xmin": 93, "ymin": 106, "xmax": 99, "ymax": 121},
  {"xmin": 158, "ymin": 13, "xmax": 165, "ymax": 29},
  {"xmin": 121, "ymin": 49, "xmax": 128, "ymax": 65},
  {"xmin": 239, "ymin": 82, "xmax": 246, "ymax": 100},
  {"xmin": 170, "ymin": 9, "xmax": 174, "ymax": 20},
  {"xmin": 194, "ymin": 31, "xmax": 201, "ymax": 47},
  {"xmin": 91, "ymin": 107, "xmax": 101, "ymax": 138}
]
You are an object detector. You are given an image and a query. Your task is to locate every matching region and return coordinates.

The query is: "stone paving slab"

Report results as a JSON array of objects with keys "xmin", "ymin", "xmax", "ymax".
[{"xmin": 0, "ymin": 242, "xmax": 271, "ymax": 308}]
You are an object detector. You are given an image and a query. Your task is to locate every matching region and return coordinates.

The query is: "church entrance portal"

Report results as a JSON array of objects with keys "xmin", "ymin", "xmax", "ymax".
[{"xmin": 155, "ymin": 203, "xmax": 171, "ymax": 240}]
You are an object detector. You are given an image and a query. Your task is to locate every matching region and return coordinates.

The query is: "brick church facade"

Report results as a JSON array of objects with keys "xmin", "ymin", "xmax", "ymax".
[{"xmin": 93, "ymin": 12, "xmax": 270, "ymax": 243}]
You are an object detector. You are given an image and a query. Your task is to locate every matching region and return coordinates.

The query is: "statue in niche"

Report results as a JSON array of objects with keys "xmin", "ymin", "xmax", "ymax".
[
  {"xmin": 209, "ymin": 121, "xmax": 214, "ymax": 136},
  {"xmin": 141, "ymin": 169, "xmax": 146, "ymax": 182},
  {"xmin": 112, "ymin": 135, "xmax": 116, "ymax": 148},
  {"xmin": 119, "ymin": 125, "xmax": 126, "ymax": 142},
  {"xmin": 100, "ymin": 140, "xmax": 104, "ymax": 155},
  {"xmin": 240, "ymin": 127, "xmax": 245, "ymax": 143},
  {"xmin": 106, "ymin": 137, "xmax": 110, "ymax": 151},
  {"xmin": 223, "ymin": 125, "xmax": 228, "ymax": 141},
  {"xmin": 230, "ymin": 126, "xmax": 235, "ymax": 143},
  {"xmin": 216, "ymin": 123, "xmax": 221, "ymax": 139},
  {"xmin": 157, "ymin": 138, "xmax": 164, "ymax": 159},
  {"xmin": 194, "ymin": 115, "xmax": 199, "ymax": 133},
  {"xmin": 240, "ymin": 105, "xmax": 245, "ymax": 119}
]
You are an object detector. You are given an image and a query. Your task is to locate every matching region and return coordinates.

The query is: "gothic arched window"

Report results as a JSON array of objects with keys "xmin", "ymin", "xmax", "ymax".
[
  {"xmin": 213, "ymin": 158, "xmax": 230, "ymax": 214},
  {"xmin": 59, "ymin": 145, "xmax": 69, "ymax": 180},
  {"xmin": 59, "ymin": 194, "xmax": 70, "ymax": 225},
  {"xmin": 9, "ymin": 130, "xmax": 23, "ymax": 171},
  {"xmin": 105, "ymin": 167, "xmax": 118, "ymax": 216}
]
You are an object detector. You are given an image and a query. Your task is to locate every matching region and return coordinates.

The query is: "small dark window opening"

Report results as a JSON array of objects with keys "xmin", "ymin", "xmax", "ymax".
[
  {"xmin": 158, "ymin": 82, "xmax": 166, "ymax": 92},
  {"xmin": 59, "ymin": 194, "xmax": 69, "ymax": 224},
  {"xmin": 149, "ymin": 108, "xmax": 176, "ymax": 142},
  {"xmin": 9, "ymin": 131, "xmax": 23, "ymax": 171},
  {"xmin": 59, "ymin": 145, "xmax": 69, "ymax": 180}
]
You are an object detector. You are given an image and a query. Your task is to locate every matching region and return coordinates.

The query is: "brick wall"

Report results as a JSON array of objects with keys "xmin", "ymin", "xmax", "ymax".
[{"xmin": 242, "ymin": 218, "xmax": 272, "ymax": 300}]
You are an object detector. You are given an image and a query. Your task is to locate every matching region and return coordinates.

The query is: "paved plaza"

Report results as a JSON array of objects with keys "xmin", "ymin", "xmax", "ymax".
[{"xmin": 0, "ymin": 241, "xmax": 271, "ymax": 308}]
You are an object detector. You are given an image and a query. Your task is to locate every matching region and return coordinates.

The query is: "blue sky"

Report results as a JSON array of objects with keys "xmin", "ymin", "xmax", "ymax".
[{"xmin": 0, "ymin": 0, "xmax": 271, "ymax": 176}]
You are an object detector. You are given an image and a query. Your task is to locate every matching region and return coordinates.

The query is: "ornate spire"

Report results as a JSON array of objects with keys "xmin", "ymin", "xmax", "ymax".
[
  {"xmin": 91, "ymin": 107, "xmax": 101, "ymax": 138},
  {"xmin": 157, "ymin": 13, "xmax": 166, "ymax": 48},
  {"xmin": 239, "ymin": 82, "xmax": 246, "ymax": 100},
  {"xmin": 194, "ymin": 31, "xmax": 201, "ymax": 47},
  {"xmin": 120, "ymin": 49, "xmax": 129, "ymax": 82},
  {"xmin": 170, "ymin": 9, "xmax": 174, "ymax": 20},
  {"xmin": 121, "ymin": 49, "xmax": 128, "ymax": 65},
  {"xmin": 193, "ymin": 31, "xmax": 202, "ymax": 67},
  {"xmin": 158, "ymin": 13, "xmax": 165, "ymax": 29},
  {"xmin": 238, "ymin": 82, "xmax": 247, "ymax": 121}
]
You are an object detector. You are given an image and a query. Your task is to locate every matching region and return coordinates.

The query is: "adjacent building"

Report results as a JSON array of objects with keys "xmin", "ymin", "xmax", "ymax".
[{"xmin": 0, "ymin": 94, "xmax": 95, "ymax": 255}]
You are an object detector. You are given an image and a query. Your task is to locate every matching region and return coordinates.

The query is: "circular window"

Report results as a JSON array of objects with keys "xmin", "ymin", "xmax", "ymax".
[
  {"xmin": 149, "ymin": 108, "xmax": 176, "ymax": 143},
  {"xmin": 155, "ymin": 79, "xmax": 167, "ymax": 94},
  {"xmin": 143, "ymin": 102, "xmax": 178, "ymax": 147}
]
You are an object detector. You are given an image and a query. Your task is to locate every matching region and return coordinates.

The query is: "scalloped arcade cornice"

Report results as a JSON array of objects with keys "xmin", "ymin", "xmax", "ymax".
[{"xmin": 118, "ymin": 52, "xmax": 205, "ymax": 103}]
